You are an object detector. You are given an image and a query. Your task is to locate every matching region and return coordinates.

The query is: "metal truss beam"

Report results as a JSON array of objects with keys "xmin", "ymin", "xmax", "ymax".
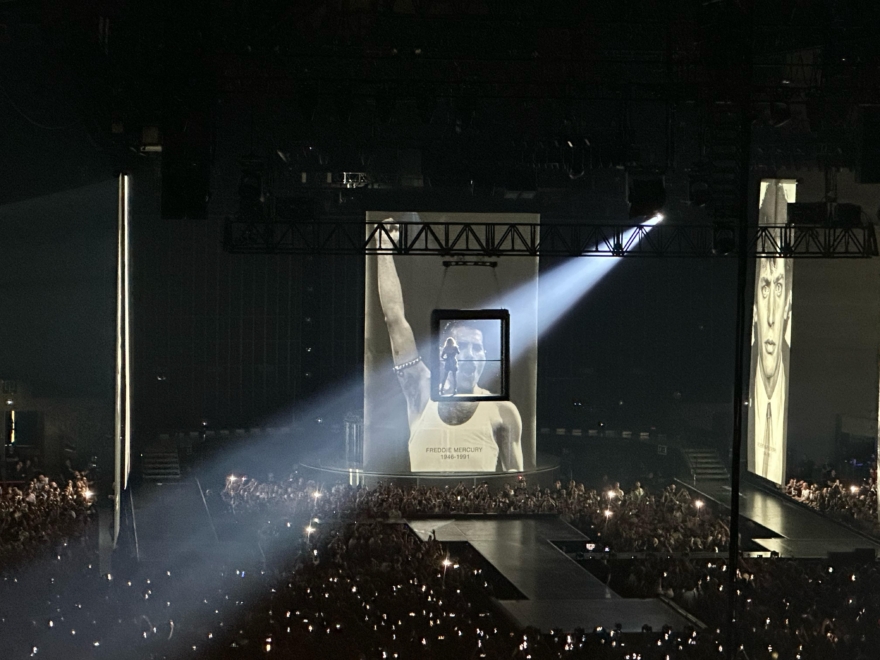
[{"xmin": 224, "ymin": 220, "xmax": 878, "ymax": 258}]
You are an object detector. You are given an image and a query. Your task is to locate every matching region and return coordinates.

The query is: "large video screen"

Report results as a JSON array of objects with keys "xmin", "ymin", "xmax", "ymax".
[
  {"xmin": 747, "ymin": 180, "xmax": 797, "ymax": 485},
  {"xmin": 364, "ymin": 212, "xmax": 538, "ymax": 474}
]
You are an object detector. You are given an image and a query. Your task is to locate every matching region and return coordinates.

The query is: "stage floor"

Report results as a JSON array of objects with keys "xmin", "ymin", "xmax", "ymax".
[
  {"xmin": 407, "ymin": 518, "xmax": 694, "ymax": 632},
  {"xmin": 301, "ymin": 453, "xmax": 560, "ymax": 489},
  {"xmin": 690, "ymin": 480, "xmax": 880, "ymax": 558}
]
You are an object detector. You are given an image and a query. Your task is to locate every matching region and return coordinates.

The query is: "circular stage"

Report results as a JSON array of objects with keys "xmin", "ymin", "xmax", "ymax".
[{"xmin": 300, "ymin": 453, "xmax": 560, "ymax": 490}]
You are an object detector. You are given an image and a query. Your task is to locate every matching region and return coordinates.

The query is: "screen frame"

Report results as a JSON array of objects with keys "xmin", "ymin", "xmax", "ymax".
[{"xmin": 430, "ymin": 308, "xmax": 510, "ymax": 403}]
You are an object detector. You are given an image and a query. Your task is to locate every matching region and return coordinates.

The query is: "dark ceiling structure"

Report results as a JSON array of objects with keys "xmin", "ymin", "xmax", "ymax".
[
  {"xmin": 2, "ymin": 0, "xmax": 879, "ymax": 434},
  {"xmin": 224, "ymin": 217, "xmax": 878, "ymax": 257},
  {"xmin": 4, "ymin": 0, "xmax": 880, "ymax": 221}
]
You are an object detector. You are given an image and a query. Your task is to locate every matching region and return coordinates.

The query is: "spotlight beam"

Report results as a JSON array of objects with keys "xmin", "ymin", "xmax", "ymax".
[{"xmin": 488, "ymin": 214, "xmax": 664, "ymax": 362}]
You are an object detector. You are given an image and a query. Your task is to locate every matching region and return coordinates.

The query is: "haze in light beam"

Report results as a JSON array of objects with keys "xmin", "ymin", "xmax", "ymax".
[{"xmin": 488, "ymin": 214, "xmax": 663, "ymax": 362}]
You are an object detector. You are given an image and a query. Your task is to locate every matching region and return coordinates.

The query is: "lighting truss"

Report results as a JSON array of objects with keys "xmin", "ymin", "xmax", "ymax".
[{"xmin": 223, "ymin": 219, "xmax": 878, "ymax": 258}]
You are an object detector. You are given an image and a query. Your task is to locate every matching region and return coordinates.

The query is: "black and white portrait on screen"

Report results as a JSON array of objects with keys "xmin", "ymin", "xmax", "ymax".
[
  {"xmin": 363, "ymin": 212, "xmax": 539, "ymax": 474},
  {"xmin": 747, "ymin": 180, "xmax": 797, "ymax": 486}
]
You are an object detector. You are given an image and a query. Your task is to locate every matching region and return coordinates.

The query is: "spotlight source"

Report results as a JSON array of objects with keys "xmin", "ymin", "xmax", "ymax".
[
  {"xmin": 480, "ymin": 213, "xmax": 664, "ymax": 362},
  {"xmin": 627, "ymin": 175, "xmax": 666, "ymax": 219}
]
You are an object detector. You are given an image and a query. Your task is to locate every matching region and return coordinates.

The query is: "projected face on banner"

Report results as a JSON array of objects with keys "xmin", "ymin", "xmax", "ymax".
[
  {"xmin": 755, "ymin": 256, "xmax": 790, "ymax": 394},
  {"xmin": 747, "ymin": 180, "xmax": 796, "ymax": 486},
  {"xmin": 364, "ymin": 212, "xmax": 538, "ymax": 475}
]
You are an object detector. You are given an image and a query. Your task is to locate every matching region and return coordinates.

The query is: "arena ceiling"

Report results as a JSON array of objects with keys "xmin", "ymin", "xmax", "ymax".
[{"xmin": 2, "ymin": 0, "xmax": 879, "ymax": 207}]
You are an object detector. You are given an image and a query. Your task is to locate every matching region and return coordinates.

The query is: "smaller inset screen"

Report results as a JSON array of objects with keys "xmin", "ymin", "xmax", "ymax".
[{"xmin": 430, "ymin": 310, "xmax": 509, "ymax": 403}]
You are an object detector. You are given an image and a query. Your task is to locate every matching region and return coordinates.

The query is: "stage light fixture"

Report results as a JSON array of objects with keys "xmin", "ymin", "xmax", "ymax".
[
  {"xmin": 779, "ymin": 232, "xmax": 794, "ymax": 256},
  {"xmin": 712, "ymin": 222, "xmax": 736, "ymax": 255},
  {"xmin": 627, "ymin": 176, "xmax": 666, "ymax": 219}
]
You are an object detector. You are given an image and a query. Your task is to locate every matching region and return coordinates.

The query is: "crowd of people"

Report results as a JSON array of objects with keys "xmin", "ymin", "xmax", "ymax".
[
  {"xmin": 0, "ymin": 470, "xmax": 94, "ymax": 570},
  {"xmin": 785, "ymin": 475, "xmax": 879, "ymax": 535},
  {"xmin": 3, "ymin": 467, "xmax": 880, "ymax": 659},
  {"xmin": 221, "ymin": 475, "xmax": 730, "ymax": 554},
  {"xmin": 0, "ymin": 511, "xmax": 729, "ymax": 660},
  {"xmin": 600, "ymin": 554, "xmax": 880, "ymax": 660}
]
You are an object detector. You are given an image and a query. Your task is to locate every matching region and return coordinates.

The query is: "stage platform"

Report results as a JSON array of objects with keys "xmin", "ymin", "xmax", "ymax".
[
  {"xmin": 688, "ymin": 479, "xmax": 880, "ymax": 559},
  {"xmin": 300, "ymin": 453, "xmax": 560, "ymax": 489},
  {"xmin": 407, "ymin": 517, "xmax": 694, "ymax": 633}
]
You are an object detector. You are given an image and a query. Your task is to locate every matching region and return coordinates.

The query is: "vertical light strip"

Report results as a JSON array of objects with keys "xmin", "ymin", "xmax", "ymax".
[
  {"xmin": 113, "ymin": 173, "xmax": 125, "ymax": 546},
  {"xmin": 9, "ymin": 410, "xmax": 15, "ymax": 445},
  {"xmin": 877, "ymin": 353, "xmax": 880, "ymax": 525},
  {"xmin": 123, "ymin": 174, "xmax": 132, "ymax": 490}
]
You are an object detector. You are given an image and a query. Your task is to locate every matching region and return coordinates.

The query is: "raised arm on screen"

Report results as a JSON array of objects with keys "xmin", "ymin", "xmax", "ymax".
[
  {"xmin": 496, "ymin": 401, "xmax": 524, "ymax": 472},
  {"xmin": 374, "ymin": 221, "xmax": 430, "ymax": 423}
]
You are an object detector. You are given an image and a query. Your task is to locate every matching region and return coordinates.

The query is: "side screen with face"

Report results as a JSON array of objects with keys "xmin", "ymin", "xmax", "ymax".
[
  {"xmin": 754, "ymin": 255, "xmax": 792, "ymax": 389},
  {"xmin": 747, "ymin": 179, "xmax": 796, "ymax": 487}
]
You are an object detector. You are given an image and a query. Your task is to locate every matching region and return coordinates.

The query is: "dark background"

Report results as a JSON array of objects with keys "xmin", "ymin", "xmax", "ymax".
[{"xmin": 1, "ymin": 0, "xmax": 879, "ymax": 471}]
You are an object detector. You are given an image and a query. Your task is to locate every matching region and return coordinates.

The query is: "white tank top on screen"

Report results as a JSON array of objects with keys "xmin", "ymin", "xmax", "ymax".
[{"xmin": 408, "ymin": 400, "xmax": 500, "ymax": 472}]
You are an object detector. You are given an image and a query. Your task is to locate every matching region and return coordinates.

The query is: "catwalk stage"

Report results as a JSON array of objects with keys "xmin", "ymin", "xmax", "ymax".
[
  {"xmin": 300, "ymin": 453, "xmax": 561, "ymax": 489},
  {"xmin": 688, "ymin": 479, "xmax": 880, "ymax": 559},
  {"xmin": 126, "ymin": 474, "xmax": 878, "ymax": 632},
  {"xmin": 407, "ymin": 518, "xmax": 694, "ymax": 632}
]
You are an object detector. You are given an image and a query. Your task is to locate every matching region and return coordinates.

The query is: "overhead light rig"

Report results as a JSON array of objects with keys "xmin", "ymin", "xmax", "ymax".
[{"xmin": 223, "ymin": 218, "xmax": 877, "ymax": 259}]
